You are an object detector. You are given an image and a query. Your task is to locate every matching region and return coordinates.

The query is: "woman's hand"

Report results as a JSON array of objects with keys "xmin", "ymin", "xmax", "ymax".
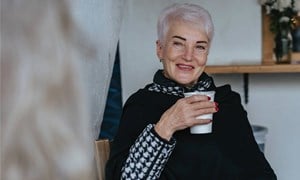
[{"xmin": 154, "ymin": 95, "xmax": 218, "ymax": 140}]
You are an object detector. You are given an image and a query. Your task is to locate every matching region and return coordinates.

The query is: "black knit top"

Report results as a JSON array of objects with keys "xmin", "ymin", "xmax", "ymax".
[{"xmin": 105, "ymin": 71, "xmax": 276, "ymax": 180}]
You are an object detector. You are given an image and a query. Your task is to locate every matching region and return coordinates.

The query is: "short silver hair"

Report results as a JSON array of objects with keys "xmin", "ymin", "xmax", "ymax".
[{"xmin": 157, "ymin": 3, "xmax": 214, "ymax": 43}]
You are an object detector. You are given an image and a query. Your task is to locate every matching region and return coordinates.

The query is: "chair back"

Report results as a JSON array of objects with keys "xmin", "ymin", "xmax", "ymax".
[{"xmin": 95, "ymin": 139, "xmax": 111, "ymax": 180}]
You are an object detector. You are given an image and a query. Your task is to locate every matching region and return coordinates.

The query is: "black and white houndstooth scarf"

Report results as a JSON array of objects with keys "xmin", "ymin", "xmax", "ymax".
[{"xmin": 148, "ymin": 70, "xmax": 216, "ymax": 97}]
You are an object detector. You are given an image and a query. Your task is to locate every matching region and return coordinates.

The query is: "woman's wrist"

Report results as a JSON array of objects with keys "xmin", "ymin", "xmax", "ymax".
[{"xmin": 154, "ymin": 120, "xmax": 173, "ymax": 141}]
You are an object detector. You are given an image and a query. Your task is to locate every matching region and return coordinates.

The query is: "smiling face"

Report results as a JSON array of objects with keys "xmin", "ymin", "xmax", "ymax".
[{"xmin": 156, "ymin": 21, "xmax": 209, "ymax": 88}]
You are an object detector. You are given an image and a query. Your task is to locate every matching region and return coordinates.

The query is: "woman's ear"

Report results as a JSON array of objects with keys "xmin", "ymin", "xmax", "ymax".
[{"xmin": 156, "ymin": 40, "xmax": 163, "ymax": 60}]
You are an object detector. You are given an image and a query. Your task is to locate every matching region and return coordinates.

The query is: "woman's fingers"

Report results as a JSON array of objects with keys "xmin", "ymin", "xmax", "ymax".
[
  {"xmin": 190, "ymin": 119, "xmax": 212, "ymax": 126},
  {"xmin": 157, "ymin": 95, "xmax": 219, "ymax": 135},
  {"xmin": 185, "ymin": 94, "xmax": 210, "ymax": 103},
  {"xmin": 176, "ymin": 96, "xmax": 218, "ymax": 118},
  {"xmin": 180, "ymin": 97, "xmax": 218, "ymax": 126},
  {"xmin": 191, "ymin": 107, "xmax": 217, "ymax": 117},
  {"xmin": 191, "ymin": 101, "xmax": 216, "ymax": 109}
]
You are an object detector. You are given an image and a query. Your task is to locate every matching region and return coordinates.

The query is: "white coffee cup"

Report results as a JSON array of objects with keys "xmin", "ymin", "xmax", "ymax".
[{"xmin": 183, "ymin": 91, "xmax": 215, "ymax": 134}]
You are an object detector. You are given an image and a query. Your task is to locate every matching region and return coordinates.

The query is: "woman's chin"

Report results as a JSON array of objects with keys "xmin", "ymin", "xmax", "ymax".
[{"xmin": 175, "ymin": 79, "xmax": 195, "ymax": 88}]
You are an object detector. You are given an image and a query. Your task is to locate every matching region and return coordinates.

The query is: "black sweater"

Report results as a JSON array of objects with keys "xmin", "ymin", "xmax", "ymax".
[{"xmin": 106, "ymin": 83, "xmax": 276, "ymax": 180}]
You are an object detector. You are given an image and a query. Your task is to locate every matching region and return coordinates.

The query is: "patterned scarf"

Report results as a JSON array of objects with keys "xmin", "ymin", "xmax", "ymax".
[{"xmin": 148, "ymin": 70, "xmax": 216, "ymax": 97}]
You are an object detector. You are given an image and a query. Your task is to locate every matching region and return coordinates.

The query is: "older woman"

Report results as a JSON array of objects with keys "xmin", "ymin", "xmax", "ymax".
[{"xmin": 106, "ymin": 3, "xmax": 276, "ymax": 180}]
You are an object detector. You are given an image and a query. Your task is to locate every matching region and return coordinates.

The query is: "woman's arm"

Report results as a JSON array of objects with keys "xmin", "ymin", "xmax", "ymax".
[
  {"xmin": 105, "ymin": 94, "xmax": 175, "ymax": 180},
  {"xmin": 121, "ymin": 124, "xmax": 176, "ymax": 179}
]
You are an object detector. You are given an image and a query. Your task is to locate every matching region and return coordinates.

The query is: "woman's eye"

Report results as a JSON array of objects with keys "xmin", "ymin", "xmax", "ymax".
[
  {"xmin": 196, "ymin": 45, "xmax": 207, "ymax": 52},
  {"xmin": 173, "ymin": 41, "xmax": 183, "ymax": 46}
]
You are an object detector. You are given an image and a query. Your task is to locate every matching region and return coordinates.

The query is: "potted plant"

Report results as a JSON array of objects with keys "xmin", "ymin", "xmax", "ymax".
[{"xmin": 259, "ymin": 0, "xmax": 300, "ymax": 63}]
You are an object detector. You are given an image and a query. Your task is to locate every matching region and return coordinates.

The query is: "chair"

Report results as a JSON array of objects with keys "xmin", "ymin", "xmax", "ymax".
[{"xmin": 95, "ymin": 139, "xmax": 111, "ymax": 180}]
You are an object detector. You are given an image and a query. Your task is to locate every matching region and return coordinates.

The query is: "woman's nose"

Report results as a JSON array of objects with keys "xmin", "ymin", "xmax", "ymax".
[{"xmin": 183, "ymin": 47, "xmax": 193, "ymax": 61}]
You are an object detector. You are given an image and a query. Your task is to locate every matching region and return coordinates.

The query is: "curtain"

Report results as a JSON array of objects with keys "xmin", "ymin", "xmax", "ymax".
[{"xmin": 70, "ymin": 0, "xmax": 126, "ymax": 139}]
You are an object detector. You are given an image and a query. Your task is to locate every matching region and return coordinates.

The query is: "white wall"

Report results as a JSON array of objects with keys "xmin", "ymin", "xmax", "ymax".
[{"xmin": 120, "ymin": 0, "xmax": 300, "ymax": 179}]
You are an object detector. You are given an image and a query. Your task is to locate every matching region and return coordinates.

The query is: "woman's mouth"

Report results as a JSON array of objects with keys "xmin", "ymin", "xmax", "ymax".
[{"xmin": 176, "ymin": 64, "xmax": 194, "ymax": 71}]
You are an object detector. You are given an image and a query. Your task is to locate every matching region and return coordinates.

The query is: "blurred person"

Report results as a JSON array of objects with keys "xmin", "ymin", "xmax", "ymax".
[
  {"xmin": 1, "ymin": 0, "xmax": 95, "ymax": 179},
  {"xmin": 106, "ymin": 3, "xmax": 276, "ymax": 180}
]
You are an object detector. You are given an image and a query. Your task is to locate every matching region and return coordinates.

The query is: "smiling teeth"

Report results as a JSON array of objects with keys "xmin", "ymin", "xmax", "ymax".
[{"xmin": 178, "ymin": 64, "xmax": 193, "ymax": 69}]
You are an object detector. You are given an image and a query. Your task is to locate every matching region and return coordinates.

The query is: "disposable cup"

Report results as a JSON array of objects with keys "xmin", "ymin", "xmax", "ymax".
[{"xmin": 184, "ymin": 91, "xmax": 215, "ymax": 134}]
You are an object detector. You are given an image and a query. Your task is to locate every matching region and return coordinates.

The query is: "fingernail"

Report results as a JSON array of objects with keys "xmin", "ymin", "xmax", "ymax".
[
  {"xmin": 207, "ymin": 96, "xmax": 211, "ymax": 100},
  {"xmin": 215, "ymin": 102, "xmax": 219, "ymax": 106},
  {"xmin": 215, "ymin": 107, "xmax": 219, "ymax": 111}
]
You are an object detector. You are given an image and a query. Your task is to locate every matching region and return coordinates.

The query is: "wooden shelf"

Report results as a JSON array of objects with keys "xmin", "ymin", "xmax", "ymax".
[
  {"xmin": 205, "ymin": 8, "xmax": 300, "ymax": 74},
  {"xmin": 205, "ymin": 63, "xmax": 300, "ymax": 74}
]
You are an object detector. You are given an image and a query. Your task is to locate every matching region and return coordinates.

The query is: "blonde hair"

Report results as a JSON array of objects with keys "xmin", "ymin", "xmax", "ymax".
[{"xmin": 1, "ymin": 0, "xmax": 95, "ymax": 179}]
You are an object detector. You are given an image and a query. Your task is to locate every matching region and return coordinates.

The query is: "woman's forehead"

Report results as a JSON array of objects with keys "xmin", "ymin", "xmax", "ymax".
[{"xmin": 166, "ymin": 21, "xmax": 208, "ymax": 42}]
